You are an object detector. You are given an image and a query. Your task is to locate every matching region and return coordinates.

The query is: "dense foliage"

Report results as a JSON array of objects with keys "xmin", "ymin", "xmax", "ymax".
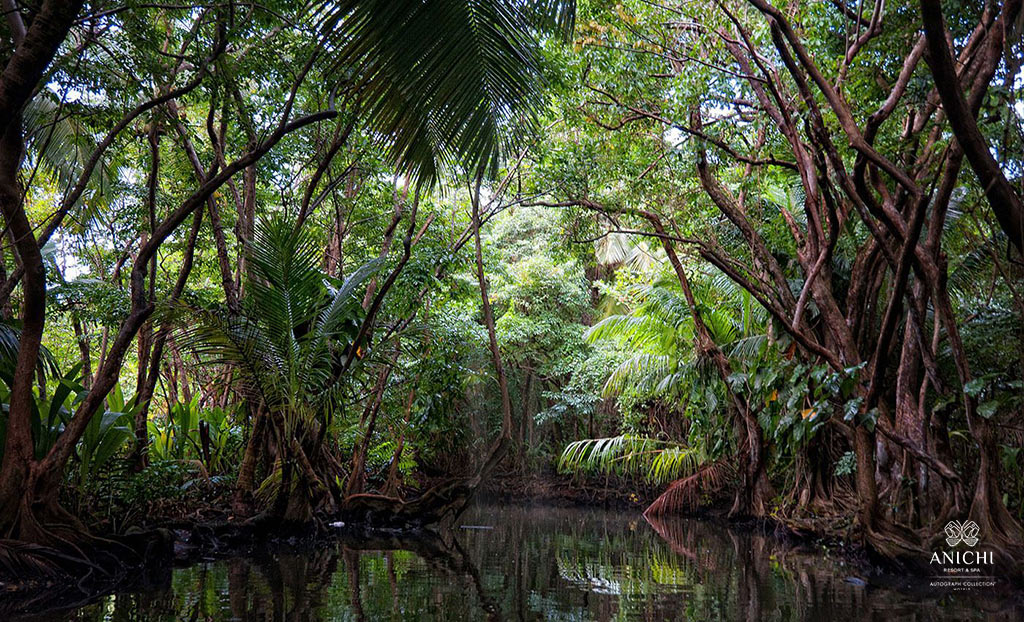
[{"xmin": 0, "ymin": 0, "xmax": 1022, "ymax": 580}]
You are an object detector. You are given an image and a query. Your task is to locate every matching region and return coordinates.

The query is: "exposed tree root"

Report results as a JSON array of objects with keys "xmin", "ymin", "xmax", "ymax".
[
  {"xmin": 338, "ymin": 436, "xmax": 510, "ymax": 529},
  {"xmin": 0, "ymin": 528, "xmax": 173, "ymax": 615}
]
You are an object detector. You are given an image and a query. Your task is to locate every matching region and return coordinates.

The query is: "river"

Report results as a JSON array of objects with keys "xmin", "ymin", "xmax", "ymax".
[{"xmin": 32, "ymin": 504, "xmax": 1020, "ymax": 620}]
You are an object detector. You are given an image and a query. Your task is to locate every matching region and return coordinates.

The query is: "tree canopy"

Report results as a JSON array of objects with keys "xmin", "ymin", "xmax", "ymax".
[{"xmin": 1, "ymin": 0, "xmax": 1023, "ymax": 588}]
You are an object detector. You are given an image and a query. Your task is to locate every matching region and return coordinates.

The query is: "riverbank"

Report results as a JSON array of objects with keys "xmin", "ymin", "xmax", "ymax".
[{"xmin": 479, "ymin": 471, "xmax": 659, "ymax": 508}]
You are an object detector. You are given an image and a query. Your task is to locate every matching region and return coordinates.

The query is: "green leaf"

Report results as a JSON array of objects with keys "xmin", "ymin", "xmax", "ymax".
[
  {"xmin": 843, "ymin": 397, "xmax": 864, "ymax": 422},
  {"xmin": 977, "ymin": 400, "xmax": 998, "ymax": 419},
  {"xmin": 964, "ymin": 378, "xmax": 988, "ymax": 397}
]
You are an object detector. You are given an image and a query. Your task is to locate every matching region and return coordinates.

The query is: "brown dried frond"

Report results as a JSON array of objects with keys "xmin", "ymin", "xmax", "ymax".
[{"xmin": 643, "ymin": 460, "xmax": 734, "ymax": 517}]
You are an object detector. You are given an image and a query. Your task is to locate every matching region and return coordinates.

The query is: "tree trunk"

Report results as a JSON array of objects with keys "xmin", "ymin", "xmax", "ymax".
[
  {"xmin": 472, "ymin": 185, "xmax": 512, "ymax": 441},
  {"xmin": 0, "ymin": 115, "xmax": 50, "ymax": 538},
  {"xmin": 518, "ymin": 370, "xmax": 533, "ymax": 454},
  {"xmin": 232, "ymin": 405, "xmax": 266, "ymax": 517},
  {"xmin": 134, "ymin": 209, "xmax": 204, "ymax": 464},
  {"xmin": 645, "ymin": 210, "xmax": 774, "ymax": 517},
  {"xmin": 0, "ymin": 0, "xmax": 83, "ymax": 542},
  {"xmin": 345, "ymin": 362, "xmax": 393, "ymax": 497},
  {"xmin": 920, "ymin": 0, "xmax": 1024, "ymax": 255},
  {"xmin": 132, "ymin": 124, "xmax": 161, "ymax": 469},
  {"xmin": 383, "ymin": 383, "xmax": 417, "ymax": 497},
  {"xmin": 167, "ymin": 99, "xmax": 239, "ymax": 313}
]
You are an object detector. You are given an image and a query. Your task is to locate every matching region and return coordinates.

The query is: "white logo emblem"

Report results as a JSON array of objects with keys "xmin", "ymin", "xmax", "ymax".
[{"xmin": 944, "ymin": 520, "xmax": 980, "ymax": 547}]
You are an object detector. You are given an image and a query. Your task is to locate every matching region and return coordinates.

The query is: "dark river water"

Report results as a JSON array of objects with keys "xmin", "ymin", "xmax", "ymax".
[{"xmin": 32, "ymin": 504, "xmax": 1021, "ymax": 621}]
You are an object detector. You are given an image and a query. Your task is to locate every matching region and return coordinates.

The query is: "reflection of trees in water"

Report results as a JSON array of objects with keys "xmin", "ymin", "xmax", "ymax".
[
  {"xmin": 466, "ymin": 504, "xmax": 710, "ymax": 620},
  {"xmin": 64, "ymin": 532, "xmax": 495, "ymax": 622},
  {"xmin": 59, "ymin": 506, "xmax": 1016, "ymax": 621},
  {"xmin": 645, "ymin": 515, "xmax": 1016, "ymax": 621}
]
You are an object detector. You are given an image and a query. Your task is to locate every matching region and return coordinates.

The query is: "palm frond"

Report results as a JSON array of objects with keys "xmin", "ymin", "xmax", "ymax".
[
  {"xmin": 176, "ymin": 308, "xmax": 282, "ymax": 407},
  {"xmin": 301, "ymin": 257, "xmax": 382, "ymax": 389},
  {"xmin": 643, "ymin": 460, "xmax": 734, "ymax": 516},
  {"xmin": 23, "ymin": 95, "xmax": 114, "ymax": 201},
  {"xmin": 725, "ymin": 333, "xmax": 769, "ymax": 360},
  {"xmin": 603, "ymin": 352, "xmax": 673, "ymax": 397},
  {"xmin": 0, "ymin": 321, "xmax": 59, "ymax": 381},
  {"xmin": 319, "ymin": 0, "xmax": 575, "ymax": 182},
  {"xmin": 558, "ymin": 435, "xmax": 705, "ymax": 485},
  {"xmin": 947, "ymin": 242, "xmax": 994, "ymax": 303},
  {"xmin": 584, "ymin": 314, "xmax": 671, "ymax": 350},
  {"xmin": 178, "ymin": 215, "xmax": 380, "ymax": 436}
]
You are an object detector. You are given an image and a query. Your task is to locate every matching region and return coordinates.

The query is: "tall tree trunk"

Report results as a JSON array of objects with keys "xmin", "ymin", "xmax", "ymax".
[
  {"xmin": 0, "ymin": 0, "xmax": 83, "ymax": 541},
  {"xmin": 0, "ymin": 243, "xmax": 9, "ymax": 320},
  {"xmin": 232, "ymin": 404, "xmax": 266, "ymax": 516},
  {"xmin": 345, "ymin": 360, "xmax": 394, "ymax": 497},
  {"xmin": 235, "ymin": 163, "xmax": 255, "ymax": 293},
  {"xmin": 383, "ymin": 383, "xmax": 417, "ymax": 497},
  {"xmin": 473, "ymin": 186, "xmax": 512, "ymax": 442},
  {"xmin": 132, "ymin": 124, "xmax": 161, "ymax": 469},
  {"xmin": 518, "ymin": 370, "xmax": 533, "ymax": 454},
  {"xmin": 135, "ymin": 209, "xmax": 204, "ymax": 461},
  {"xmin": 0, "ymin": 114, "xmax": 51, "ymax": 538}
]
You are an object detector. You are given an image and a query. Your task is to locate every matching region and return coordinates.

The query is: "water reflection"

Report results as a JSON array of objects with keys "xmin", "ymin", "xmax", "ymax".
[{"xmin": 30, "ymin": 505, "xmax": 1022, "ymax": 620}]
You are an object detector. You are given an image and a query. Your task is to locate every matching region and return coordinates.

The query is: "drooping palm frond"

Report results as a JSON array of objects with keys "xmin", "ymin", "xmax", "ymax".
[
  {"xmin": 699, "ymin": 305, "xmax": 740, "ymax": 346},
  {"xmin": 724, "ymin": 333, "xmax": 769, "ymax": 361},
  {"xmin": 23, "ymin": 95, "xmax": 114, "ymax": 201},
  {"xmin": 602, "ymin": 352, "xmax": 673, "ymax": 397},
  {"xmin": 177, "ymin": 309, "xmax": 282, "ymax": 406},
  {"xmin": 947, "ymin": 240, "xmax": 996, "ymax": 304},
  {"xmin": 761, "ymin": 177, "xmax": 807, "ymax": 226},
  {"xmin": 594, "ymin": 234, "xmax": 662, "ymax": 271},
  {"xmin": 0, "ymin": 321, "xmax": 59, "ymax": 381},
  {"xmin": 594, "ymin": 231, "xmax": 634, "ymax": 266},
  {"xmin": 635, "ymin": 283, "xmax": 692, "ymax": 327},
  {"xmin": 587, "ymin": 283, "xmax": 696, "ymax": 399},
  {"xmin": 558, "ymin": 435, "xmax": 706, "ymax": 485},
  {"xmin": 585, "ymin": 314, "xmax": 673, "ymax": 351},
  {"xmin": 318, "ymin": 0, "xmax": 575, "ymax": 181},
  {"xmin": 643, "ymin": 460, "xmax": 734, "ymax": 517}
]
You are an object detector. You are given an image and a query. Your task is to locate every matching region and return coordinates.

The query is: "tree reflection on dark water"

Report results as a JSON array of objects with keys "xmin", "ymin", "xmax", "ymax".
[{"xmin": 35, "ymin": 505, "xmax": 1022, "ymax": 621}]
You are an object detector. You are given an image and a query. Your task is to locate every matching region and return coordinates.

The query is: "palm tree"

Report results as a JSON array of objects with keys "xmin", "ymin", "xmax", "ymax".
[
  {"xmin": 179, "ymin": 216, "xmax": 378, "ymax": 521},
  {"xmin": 560, "ymin": 266, "xmax": 772, "ymax": 516}
]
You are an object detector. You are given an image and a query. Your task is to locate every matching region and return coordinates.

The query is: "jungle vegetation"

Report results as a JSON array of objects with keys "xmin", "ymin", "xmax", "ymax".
[{"xmin": 0, "ymin": 0, "xmax": 1022, "ymax": 582}]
